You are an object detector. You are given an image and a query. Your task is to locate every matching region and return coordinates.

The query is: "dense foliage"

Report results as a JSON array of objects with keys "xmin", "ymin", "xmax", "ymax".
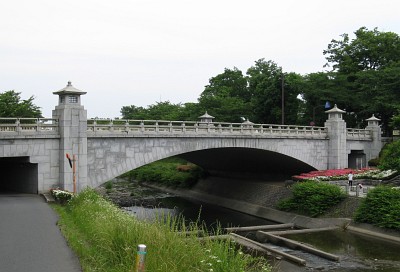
[
  {"xmin": 323, "ymin": 27, "xmax": 400, "ymax": 73},
  {"xmin": 0, "ymin": 90, "xmax": 42, "ymax": 117},
  {"xmin": 123, "ymin": 157, "xmax": 206, "ymax": 188},
  {"xmin": 354, "ymin": 186, "xmax": 400, "ymax": 230},
  {"xmin": 120, "ymin": 27, "xmax": 400, "ymax": 135},
  {"xmin": 378, "ymin": 140, "xmax": 400, "ymax": 172},
  {"xmin": 54, "ymin": 189, "xmax": 271, "ymax": 272},
  {"xmin": 277, "ymin": 181, "xmax": 346, "ymax": 217},
  {"xmin": 121, "ymin": 101, "xmax": 203, "ymax": 121}
]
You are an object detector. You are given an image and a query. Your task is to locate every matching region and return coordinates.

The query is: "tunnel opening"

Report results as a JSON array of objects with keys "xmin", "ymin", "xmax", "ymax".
[
  {"xmin": 0, "ymin": 157, "xmax": 38, "ymax": 194},
  {"xmin": 348, "ymin": 150, "xmax": 367, "ymax": 169}
]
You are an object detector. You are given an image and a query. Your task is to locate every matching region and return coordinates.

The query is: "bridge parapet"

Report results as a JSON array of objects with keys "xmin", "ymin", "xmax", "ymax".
[
  {"xmin": 0, "ymin": 118, "xmax": 59, "ymax": 138},
  {"xmin": 346, "ymin": 128, "xmax": 372, "ymax": 140},
  {"xmin": 0, "ymin": 117, "xmax": 374, "ymax": 141},
  {"xmin": 87, "ymin": 119, "xmax": 328, "ymax": 138}
]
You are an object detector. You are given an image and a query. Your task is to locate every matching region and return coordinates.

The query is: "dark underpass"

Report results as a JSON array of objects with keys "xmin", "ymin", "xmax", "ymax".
[{"xmin": 0, "ymin": 157, "xmax": 38, "ymax": 194}]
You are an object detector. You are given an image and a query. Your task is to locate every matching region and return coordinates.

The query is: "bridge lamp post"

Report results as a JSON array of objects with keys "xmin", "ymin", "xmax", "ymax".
[{"xmin": 311, "ymin": 101, "xmax": 331, "ymax": 126}]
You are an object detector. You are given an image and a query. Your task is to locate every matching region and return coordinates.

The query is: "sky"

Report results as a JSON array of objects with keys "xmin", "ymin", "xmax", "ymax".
[{"xmin": 1, "ymin": 0, "xmax": 399, "ymax": 119}]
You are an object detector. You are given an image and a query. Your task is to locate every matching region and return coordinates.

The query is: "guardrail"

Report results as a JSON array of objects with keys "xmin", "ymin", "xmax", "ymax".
[
  {"xmin": 0, "ymin": 118, "xmax": 59, "ymax": 134},
  {"xmin": 87, "ymin": 119, "xmax": 328, "ymax": 138}
]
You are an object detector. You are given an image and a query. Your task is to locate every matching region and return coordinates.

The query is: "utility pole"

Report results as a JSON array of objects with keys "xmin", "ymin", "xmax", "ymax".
[{"xmin": 281, "ymin": 70, "xmax": 285, "ymax": 125}]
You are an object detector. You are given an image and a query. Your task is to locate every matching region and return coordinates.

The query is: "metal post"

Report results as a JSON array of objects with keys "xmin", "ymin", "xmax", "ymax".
[
  {"xmin": 135, "ymin": 244, "xmax": 146, "ymax": 272},
  {"xmin": 73, "ymin": 155, "xmax": 77, "ymax": 194}
]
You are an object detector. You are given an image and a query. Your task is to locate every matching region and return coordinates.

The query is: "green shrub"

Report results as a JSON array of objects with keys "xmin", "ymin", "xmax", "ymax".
[
  {"xmin": 104, "ymin": 181, "xmax": 113, "ymax": 190},
  {"xmin": 379, "ymin": 140, "xmax": 400, "ymax": 172},
  {"xmin": 127, "ymin": 157, "xmax": 205, "ymax": 188},
  {"xmin": 368, "ymin": 157, "xmax": 380, "ymax": 167},
  {"xmin": 354, "ymin": 186, "xmax": 400, "ymax": 230},
  {"xmin": 277, "ymin": 181, "xmax": 346, "ymax": 217}
]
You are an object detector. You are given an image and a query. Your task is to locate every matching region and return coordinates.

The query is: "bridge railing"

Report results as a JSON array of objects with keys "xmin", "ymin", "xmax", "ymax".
[
  {"xmin": 0, "ymin": 118, "xmax": 59, "ymax": 134},
  {"xmin": 87, "ymin": 119, "xmax": 328, "ymax": 138},
  {"xmin": 346, "ymin": 128, "xmax": 371, "ymax": 140},
  {"xmin": 0, "ymin": 117, "xmax": 373, "ymax": 140}
]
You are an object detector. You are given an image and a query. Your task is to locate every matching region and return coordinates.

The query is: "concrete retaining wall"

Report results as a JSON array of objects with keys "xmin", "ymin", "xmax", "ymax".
[{"xmin": 146, "ymin": 178, "xmax": 350, "ymax": 229}]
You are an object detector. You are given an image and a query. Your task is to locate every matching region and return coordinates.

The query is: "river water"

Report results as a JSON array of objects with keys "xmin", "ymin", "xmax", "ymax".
[{"xmin": 121, "ymin": 185, "xmax": 400, "ymax": 272}]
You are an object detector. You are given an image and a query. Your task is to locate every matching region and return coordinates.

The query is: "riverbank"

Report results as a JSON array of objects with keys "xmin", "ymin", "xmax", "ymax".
[
  {"xmin": 99, "ymin": 176, "xmax": 400, "ymax": 244},
  {"xmin": 164, "ymin": 177, "xmax": 400, "ymax": 244},
  {"xmin": 142, "ymin": 179, "xmax": 352, "ymax": 230}
]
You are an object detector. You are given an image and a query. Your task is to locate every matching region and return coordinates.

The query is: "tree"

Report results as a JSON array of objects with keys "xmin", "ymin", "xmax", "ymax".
[
  {"xmin": 121, "ymin": 101, "xmax": 203, "ymax": 121},
  {"xmin": 322, "ymin": 27, "xmax": 400, "ymax": 134},
  {"xmin": 390, "ymin": 110, "xmax": 400, "ymax": 130},
  {"xmin": 301, "ymin": 72, "xmax": 362, "ymax": 127},
  {"xmin": 120, "ymin": 105, "xmax": 147, "ymax": 119},
  {"xmin": 0, "ymin": 90, "xmax": 42, "ymax": 118},
  {"xmin": 301, "ymin": 72, "xmax": 332, "ymax": 126},
  {"xmin": 200, "ymin": 67, "xmax": 250, "ymax": 101},
  {"xmin": 247, "ymin": 59, "xmax": 302, "ymax": 124},
  {"xmin": 198, "ymin": 67, "xmax": 252, "ymax": 122},
  {"xmin": 246, "ymin": 59, "xmax": 282, "ymax": 124},
  {"xmin": 355, "ymin": 62, "xmax": 400, "ymax": 134},
  {"xmin": 121, "ymin": 101, "xmax": 182, "ymax": 120},
  {"xmin": 379, "ymin": 140, "xmax": 400, "ymax": 172},
  {"xmin": 324, "ymin": 27, "xmax": 400, "ymax": 74}
]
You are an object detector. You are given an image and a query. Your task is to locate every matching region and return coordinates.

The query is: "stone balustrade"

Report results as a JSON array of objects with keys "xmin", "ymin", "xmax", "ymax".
[
  {"xmin": 0, "ymin": 118, "xmax": 375, "ymax": 140},
  {"xmin": 86, "ymin": 119, "xmax": 328, "ymax": 138},
  {"xmin": 0, "ymin": 118, "xmax": 59, "ymax": 137},
  {"xmin": 346, "ymin": 128, "xmax": 372, "ymax": 140}
]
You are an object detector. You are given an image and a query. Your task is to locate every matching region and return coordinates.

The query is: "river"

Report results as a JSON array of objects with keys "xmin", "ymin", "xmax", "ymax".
[{"xmin": 117, "ymin": 182, "xmax": 400, "ymax": 272}]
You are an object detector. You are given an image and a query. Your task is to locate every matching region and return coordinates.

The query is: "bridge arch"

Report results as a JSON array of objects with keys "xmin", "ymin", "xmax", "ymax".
[{"xmin": 87, "ymin": 137, "xmax": 327, "ymax": 188}]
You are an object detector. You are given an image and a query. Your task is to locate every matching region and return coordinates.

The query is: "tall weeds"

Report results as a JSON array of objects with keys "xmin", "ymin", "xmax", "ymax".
[{"xmin": 54, "ymin": 189, "xmax": 270, "ymax": 272}]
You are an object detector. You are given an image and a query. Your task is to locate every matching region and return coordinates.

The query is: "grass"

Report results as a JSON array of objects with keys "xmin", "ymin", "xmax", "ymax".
[
  {"xmin": 122, "ymin": 157, "xmax": 206, "ymax": 188},
  {"xmin": 53, "ymin": 189, "xmax": 271, "ymax": 272}
]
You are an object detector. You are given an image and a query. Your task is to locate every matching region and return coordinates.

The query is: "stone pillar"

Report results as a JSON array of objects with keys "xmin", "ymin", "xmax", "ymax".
[
  {"xmin": 365, "ymin": 114, "xmax": 382, "ymax": 161},
  {"xmin": 52, "ymin": 82, "xmax": 88, "ymax": 192},
  {"xmin": 324, "ymin": 104, "xmax": 347, "ymax": 169}
]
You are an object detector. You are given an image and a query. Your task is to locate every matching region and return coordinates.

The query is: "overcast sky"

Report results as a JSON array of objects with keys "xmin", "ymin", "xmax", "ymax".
[{"xmin": 1, "ymin": 0, "xmax": 399, "ymax": 118}]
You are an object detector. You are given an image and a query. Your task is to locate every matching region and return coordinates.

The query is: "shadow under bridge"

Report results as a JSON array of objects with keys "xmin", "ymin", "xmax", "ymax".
[{"xmin": 178, "ymin": 147, "xmax": 315, "ymax": 181}]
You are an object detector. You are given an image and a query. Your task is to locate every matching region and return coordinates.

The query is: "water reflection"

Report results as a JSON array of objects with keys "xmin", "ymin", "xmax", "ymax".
[
  {"xmin": 123, "ymin": 195, "xmax": 275, "ymax": 229},
  {"xmin": 285, "ymin": 230, "xmax": 400, "ymax": 271},
  {"xmin": 122, "ymin": 193, "xmax": 400, "ymax": 272}
]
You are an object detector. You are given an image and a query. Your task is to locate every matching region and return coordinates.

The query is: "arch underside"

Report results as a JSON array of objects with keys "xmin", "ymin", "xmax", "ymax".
[{"xmin": 178, "ymin": 147, "xmax": 315, "ymax": 180}]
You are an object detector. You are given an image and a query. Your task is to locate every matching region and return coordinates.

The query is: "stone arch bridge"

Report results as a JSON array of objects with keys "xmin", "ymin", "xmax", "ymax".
[{"xmin": 0, "ymin": 83, "xmax": 383, "ymax": 193}]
